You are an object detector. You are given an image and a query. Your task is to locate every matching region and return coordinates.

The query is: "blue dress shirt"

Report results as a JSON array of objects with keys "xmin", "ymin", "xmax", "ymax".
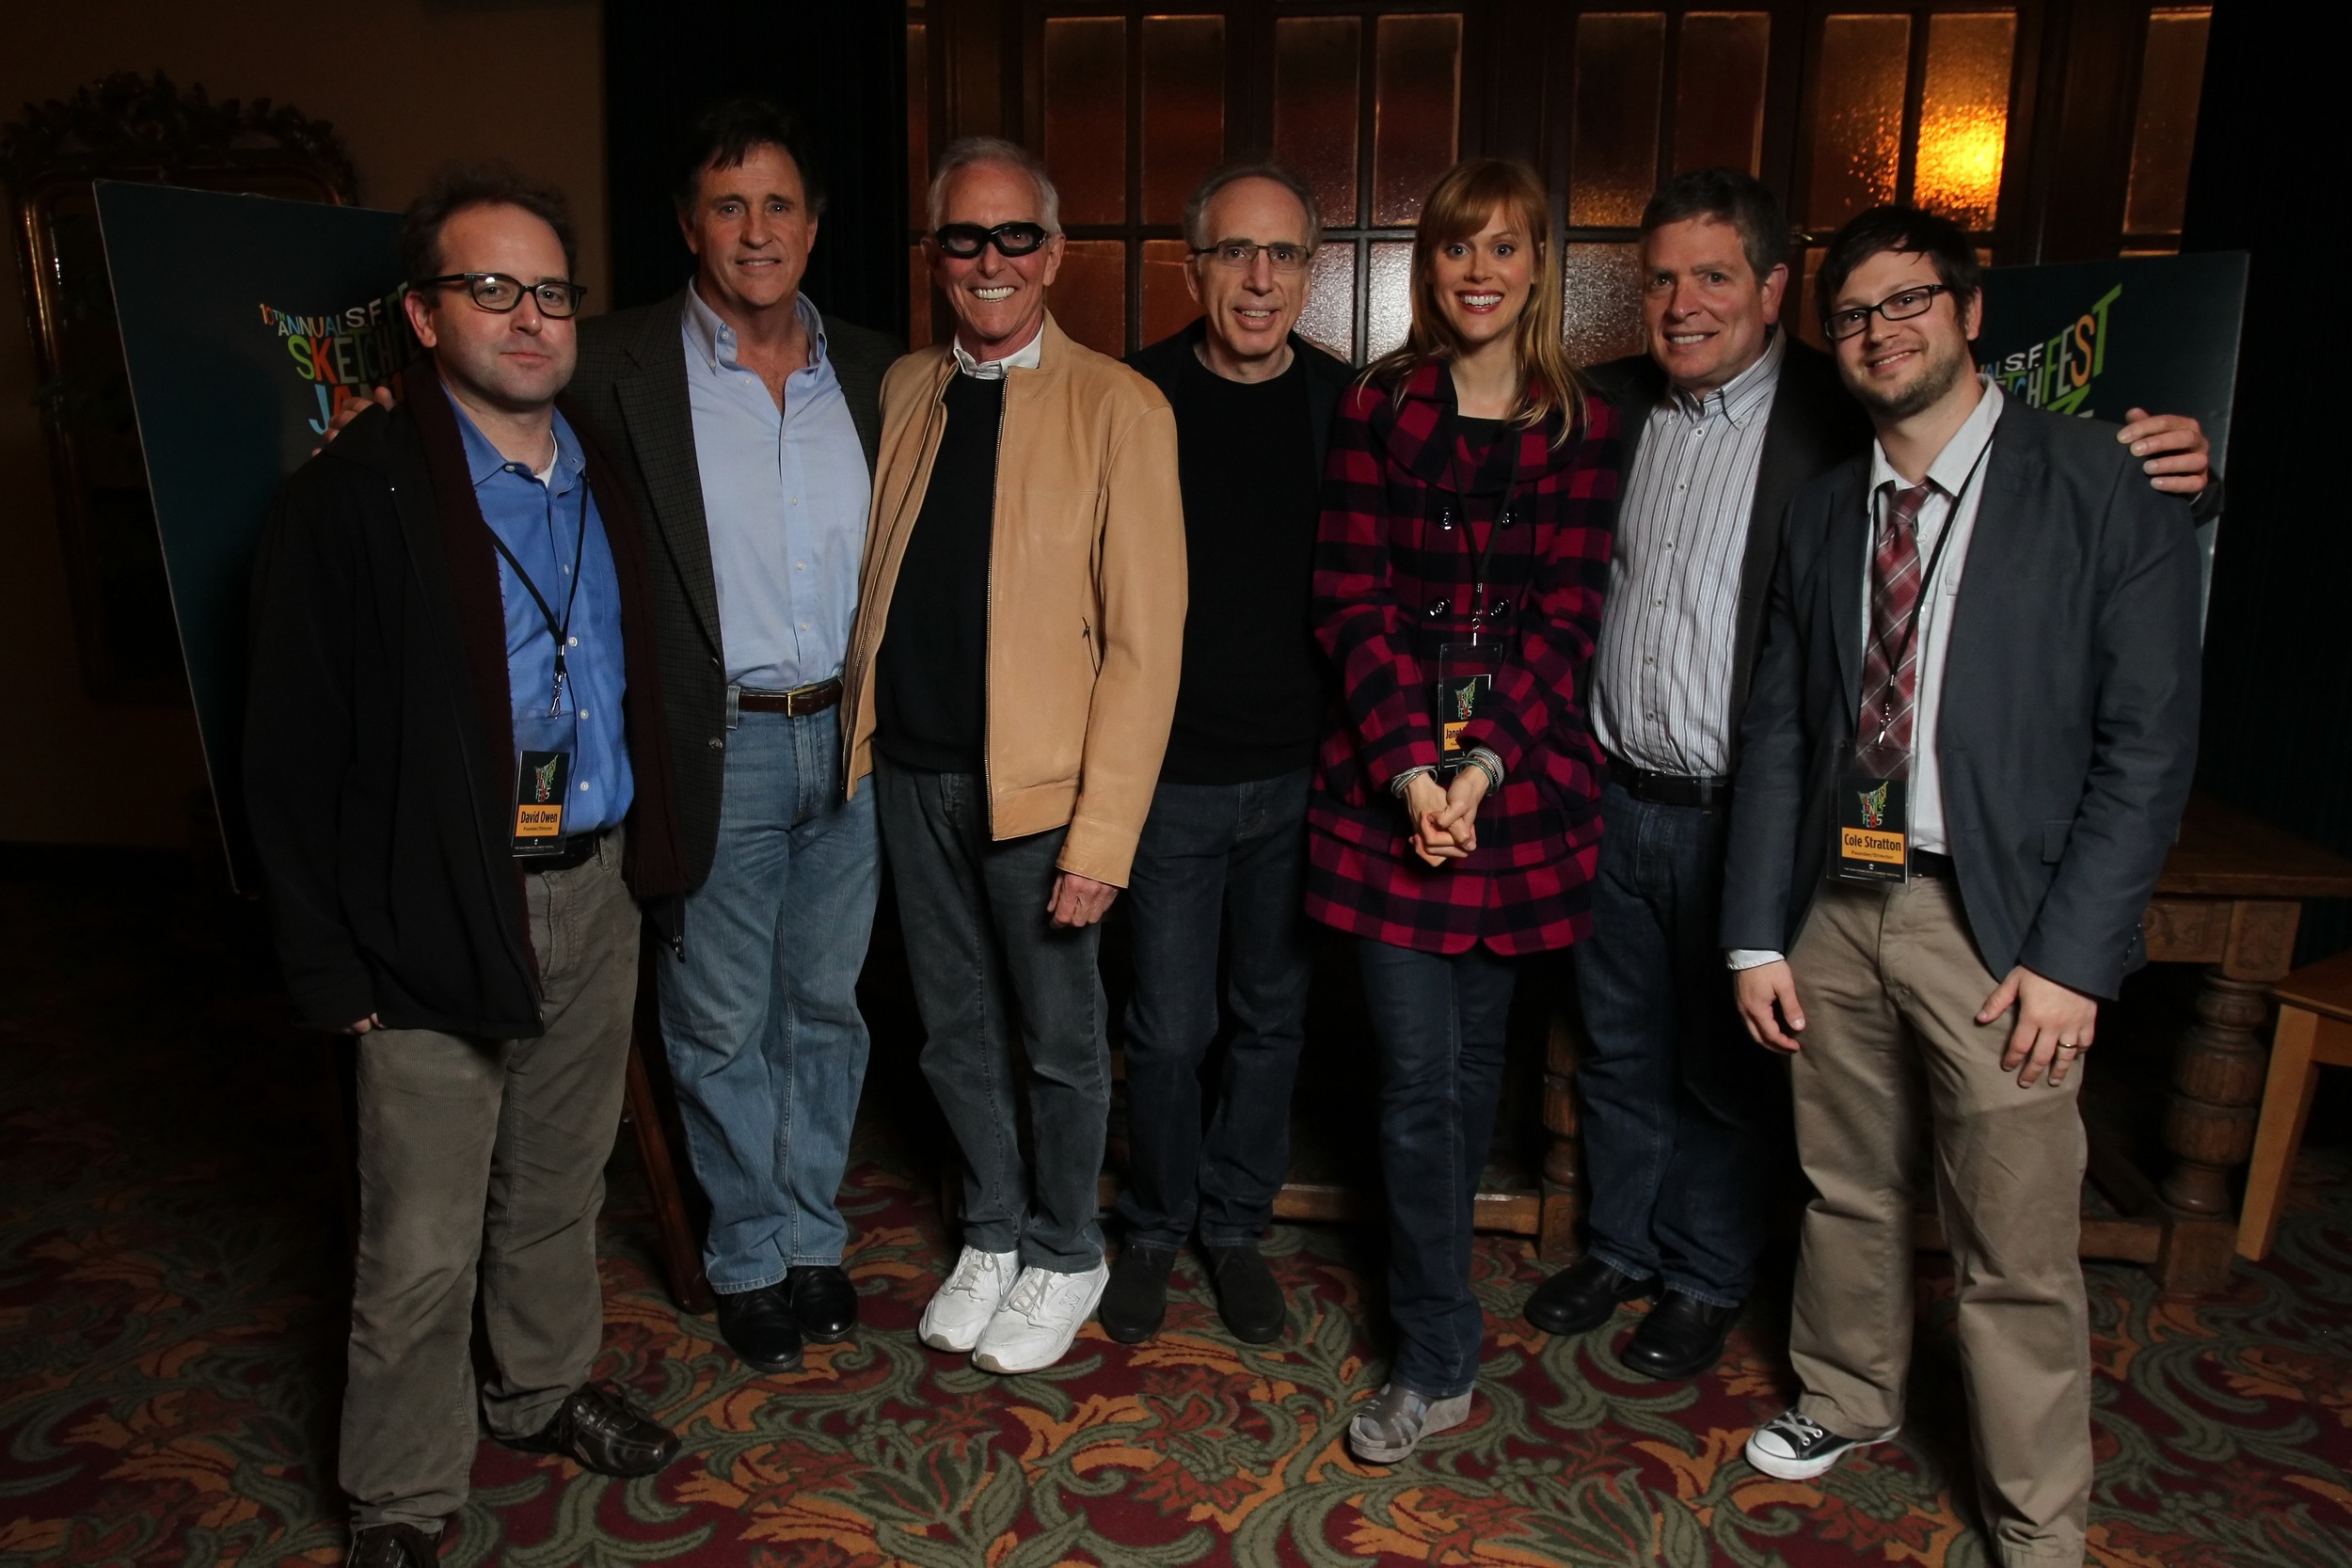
[
  {"xmin": 451, "ymin": 392, "xmax": 634, "ymax": 834},
  {"xmin": 681, "ymin": 286, "xmax": 871, "ymax": 690}
]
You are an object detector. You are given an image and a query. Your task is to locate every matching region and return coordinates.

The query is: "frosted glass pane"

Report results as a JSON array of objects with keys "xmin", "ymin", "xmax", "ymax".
[
  {"xmin": 1143, "ymin": 16, "xmax": 1225, "ymax": 226},
  {"xmin": 1675, "ymin": 12, "xmax": 1771, "ymax": 177},
  {"xmin": 1366, "ymin": 240, "xmax": 1414, "ymax": 360},
  {"xmin": 1274, "ymin": 16, "xmax": 1361, "ymax": 231},
  {"xmin": 1915, "ymin": 11, "xmax": 2015, "ymax": 231},
  {"xmin": 1809, "ymin": 15, "xmax": 1910, "ymax": 229},
  {"xmin": 1373, "ymin": 13, "xmax": 1462, "ymax": 226},
  {"xmin": 908, "ymin": 23, "xmax": 930, "ymax": 230},
  {"xmin": 1138, "ymin": 239, "xmax": 1198, "ymax": 348},
  {"xmin": 1569, "ymin": 13, "xmax": 1664, "ymax": 229},
  {"xmin": 1045, "ymin": 17, "xmax": 1127, "ymax": 227},
  {"xmin": 1564, "ymin": 243, "xmax": 1645, "ymax": 368},
  {"xmin": 1050, "ymin": 240, "xmax": 1127, "ymax": 356},
  {"xmin": 1296, "ymin": 241, "xmax": 1357, "ymax": 362},
  {"xmin": 2125, "ymin": 8, "xmax": 2212, "ymax": 236}
]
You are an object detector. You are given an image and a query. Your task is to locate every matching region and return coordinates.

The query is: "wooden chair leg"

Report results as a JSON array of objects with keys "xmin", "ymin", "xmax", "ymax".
[{"xmin": 2236, "ymin": 1005, "xmax": 2322, "ymax": 1262}]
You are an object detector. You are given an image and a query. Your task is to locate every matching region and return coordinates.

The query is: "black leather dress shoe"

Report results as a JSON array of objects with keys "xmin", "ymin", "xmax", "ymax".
[
  {"xmin": 503, "ymin": 1381, "xmax": 681, "ymax": 1477},
  {"xmin": 1524, "ymin": 1255, "xmax": 1660, "ymax": 1337},
  {"xmin": 347, "ymin": 1523, "xmax": 440, "ymax": 1567},
  {"xmin": 787, "ymin": 1264, "xmax": 860, "ymax": 1341},
  {"xmin": 715, "ymin": 1282, "xmax": 804, "ymax": 1371},
  {"xmin": 1204, "ymin": 1244, "xmax": 1286, "ymax": 1344},
  {"xmin": 1620, "ymin": 1291, "xmax": 1740, "ymax": 1381},
  {"xmin": 1099, "ymin": 1243, "xmax": 1176, "ymax": 1343}
]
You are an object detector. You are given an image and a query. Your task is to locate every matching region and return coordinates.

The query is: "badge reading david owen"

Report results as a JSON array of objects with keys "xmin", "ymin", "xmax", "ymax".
[{"xmin": 513, "ymin": 749, "xmax": 570, "ymax": 851}]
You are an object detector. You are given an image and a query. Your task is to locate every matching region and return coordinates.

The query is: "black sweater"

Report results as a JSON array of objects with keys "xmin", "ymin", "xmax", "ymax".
[
  {"xmin": 875, "ymin": 371, "xmax": 1004, "ymax": 773},
  {"xmin": 243, "ymin": 367, "xmax": 685, "ymax": 1037}
]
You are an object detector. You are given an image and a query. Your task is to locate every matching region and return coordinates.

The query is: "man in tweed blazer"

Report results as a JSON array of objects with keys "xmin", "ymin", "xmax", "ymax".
[{"xmin": 567, "ymin": 99, "xmax": 899, "ymax": 1374}]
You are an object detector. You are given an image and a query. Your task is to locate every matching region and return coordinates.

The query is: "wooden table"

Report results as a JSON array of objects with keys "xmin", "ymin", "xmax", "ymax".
[{"xmin": 1526, "ymin": 792, "xmax": 2352, "ymax": 1292}]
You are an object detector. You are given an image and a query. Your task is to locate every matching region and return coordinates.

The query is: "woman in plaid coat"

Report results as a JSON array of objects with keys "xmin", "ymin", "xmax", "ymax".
[{"xmin": 1310, "ymin": 158, "xmax": 1620, "ymax": 1462}]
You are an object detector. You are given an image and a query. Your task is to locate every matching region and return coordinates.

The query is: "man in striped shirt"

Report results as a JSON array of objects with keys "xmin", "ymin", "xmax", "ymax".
[{"xmin": 1523, "ymin": 169, "xmax": 2213, "ymax": 1382}]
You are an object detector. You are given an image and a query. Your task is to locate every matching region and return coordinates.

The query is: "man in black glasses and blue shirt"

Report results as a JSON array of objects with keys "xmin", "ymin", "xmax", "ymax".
[
  {"xmin": 246, "ymin": 166, "xmax": 685, "ymax": 1568},
  {"xmin": 1103, "ymin": 164, "xmax": 1352, "ymax": 1346}
]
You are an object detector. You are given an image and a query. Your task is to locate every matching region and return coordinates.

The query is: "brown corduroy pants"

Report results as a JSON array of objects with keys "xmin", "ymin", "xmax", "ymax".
[{"xmin": 1786, "ymin": 876, "xmax": 2091, "ymax": 1568}]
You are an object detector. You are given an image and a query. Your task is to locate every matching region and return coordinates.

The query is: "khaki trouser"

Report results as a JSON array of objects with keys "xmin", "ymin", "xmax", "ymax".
[
  {"xmin": 1787, "ymin": 876, "xmax": 2091, "ymax": 1568},
  {"xmin": 341, "ymin": 831, "xmax": 640, "ymax": 1532}
]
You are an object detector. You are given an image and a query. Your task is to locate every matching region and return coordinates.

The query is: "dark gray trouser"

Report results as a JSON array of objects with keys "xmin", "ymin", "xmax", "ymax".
[
  {"xmin": 1116, "ymin": 769, "xmax": 1313, "ymax": 1250},
  {"xmin": 873, "ymin": 757, "xmax": 1111, "ymax": 1273},
  {"xmin": 342, "ymin": 830, "xmax": 640, "ymax": 1534}
]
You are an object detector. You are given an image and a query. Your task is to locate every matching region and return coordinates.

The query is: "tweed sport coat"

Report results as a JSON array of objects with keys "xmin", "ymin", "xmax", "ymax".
[{"xmin": 1307, "ymin": 361, "xmax": 1622, "ymax": 956}]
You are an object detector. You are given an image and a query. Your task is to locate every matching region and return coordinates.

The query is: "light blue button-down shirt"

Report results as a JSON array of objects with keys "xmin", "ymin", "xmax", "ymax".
[
  {"xmin": 681, "ymin": 286, "xmax": 871, "ymax": 690},
  {"xmin": 451, "ymin": 394, "xmax": 634, "ymax": 834}
]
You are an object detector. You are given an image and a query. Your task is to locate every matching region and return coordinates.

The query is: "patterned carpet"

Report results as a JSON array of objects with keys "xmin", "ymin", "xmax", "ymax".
[{"xmin": 3, "ymin": 863, "xmax": 2349, "ymax": 1568}]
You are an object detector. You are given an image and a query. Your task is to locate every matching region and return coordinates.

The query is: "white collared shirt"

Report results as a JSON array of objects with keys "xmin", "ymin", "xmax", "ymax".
[
  {"xmin": 951, "ymin": 322, "xmax": 1045, "ymax": 379},
  {"xmin": 1726, "ymin": 374, "xmax": 2005, "ymax": 973}
]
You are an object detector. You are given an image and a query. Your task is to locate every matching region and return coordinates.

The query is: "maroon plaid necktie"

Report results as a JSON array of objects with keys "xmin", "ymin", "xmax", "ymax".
[{"xmin": 1857, "ymin": 482, "xmax": 1933, "ymax": 767}]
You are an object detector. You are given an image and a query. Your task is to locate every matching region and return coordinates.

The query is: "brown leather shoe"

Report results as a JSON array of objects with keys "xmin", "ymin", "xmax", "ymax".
[
  {"xmin": 502, "ymin": 1381, "xmax": 681, "ymax": 1478},
  {"xmin": 346, "ymin": 1522, "xmax": 440, "ymax": 1567}
]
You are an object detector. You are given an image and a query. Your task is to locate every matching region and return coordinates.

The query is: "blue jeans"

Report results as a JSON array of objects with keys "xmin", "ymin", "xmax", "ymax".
[
  {"xmin": 1357, "ymin": 939, "xmax": 1519, "ymax": 1400},
  {"xmin": 873, "ymin": 758, "xmax": 1111, "ymax": 1274},
  {"xmin": 657, "ymin": 708, "xmax": 879, "ymax": 1292},
  {"xmin": 1117, "ymin": 770, "xmax": 1312, "ymax": 1250},
  {"xmin": 1571, "ymin": 778, "xmax": 1780, "ymax": 1305}
]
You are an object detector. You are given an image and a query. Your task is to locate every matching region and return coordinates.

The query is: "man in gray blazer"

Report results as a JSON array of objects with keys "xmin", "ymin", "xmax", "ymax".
[
  {"xmin": 567, "ymin": 98, "xmax": 898, "ymax": 1373},
  {"xmin": 1720, "ymin": 204, "xmax": 2201, "ymax": 1568}
]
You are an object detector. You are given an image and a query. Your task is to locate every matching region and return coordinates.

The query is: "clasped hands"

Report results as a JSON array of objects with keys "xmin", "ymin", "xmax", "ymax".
[
  {"xmin": 1403, "ymin": 768, "xmax": 1490, "ymax": 868},
  {"xmin": 1733, "ymin": 958, "xmax": 2096, "ymax": 1087}
]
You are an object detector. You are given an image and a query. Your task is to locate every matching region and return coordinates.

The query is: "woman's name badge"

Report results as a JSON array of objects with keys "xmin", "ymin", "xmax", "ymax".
[
  {"xmin": 1432, "ymin": 642, "xmax": 1500, "ymax": 777},
  {"xmin": 1836, "ymin": 750, "xmax": 1911, "ymax": 884}
]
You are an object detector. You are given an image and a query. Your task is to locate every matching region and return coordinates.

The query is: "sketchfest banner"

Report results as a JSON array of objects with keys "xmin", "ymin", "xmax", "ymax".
[
  {"xmin": 97, "ymin": 182, "xmax": 416, "ymax": 889},
  {"xmin": 1976, "ymin": 250, "xmax": 2249, "ymax": 621}
]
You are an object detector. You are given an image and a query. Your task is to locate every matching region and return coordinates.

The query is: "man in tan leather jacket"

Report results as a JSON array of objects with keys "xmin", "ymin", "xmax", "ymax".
[{"xmin": 841, "ymin": 136, "xmax": 1184, "ymax": 1374}]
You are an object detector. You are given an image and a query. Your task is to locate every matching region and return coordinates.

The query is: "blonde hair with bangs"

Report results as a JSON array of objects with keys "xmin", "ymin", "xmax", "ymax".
[{"xmin": 1364, "ymin": 157, "xmax": 1585, "ymax": 445}]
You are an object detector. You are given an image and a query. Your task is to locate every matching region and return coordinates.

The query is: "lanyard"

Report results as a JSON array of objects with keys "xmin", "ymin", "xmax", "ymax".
[
  {"xmin": 485, "ymin": 466, "xmax": 589, "ymax": 718},
  {"xmin": 1864, "ymin": 436, "xmax": 1993, "ymax": 745},
  {"xmin": 1443, "ymin": 398, "xmax": 1529, "ymax": 646}
]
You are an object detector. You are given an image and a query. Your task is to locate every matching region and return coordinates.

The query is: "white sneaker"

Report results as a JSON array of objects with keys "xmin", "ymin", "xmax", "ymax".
[
  {"xmin": 918, "ymin": 1245, "xmax": 1020, "ymax": 1353},
  {"xmin": 971, "ymin": 1261, "xmax": 1111, "ymax": 1373},
  {"xmin": 1742, "ymin": 1407, "xmax": 1901, "ymax": 1480}
]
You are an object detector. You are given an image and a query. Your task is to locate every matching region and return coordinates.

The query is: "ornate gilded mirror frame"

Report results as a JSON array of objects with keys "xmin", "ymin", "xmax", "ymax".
[{"xmin": 4, "ymin": 71, "xmax": 355, "ymax": 704}]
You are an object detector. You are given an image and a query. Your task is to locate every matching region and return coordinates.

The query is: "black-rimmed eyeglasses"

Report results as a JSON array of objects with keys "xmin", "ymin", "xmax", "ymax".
[
  {"xmin": 1190, "ymin": 240, "xmax": 1311, "ymax": 274},
  {"xmin": 1822, "ymin": 283, "xmax": 1949, "ymax": 341},
  {"xmin": 933, "ymin": 221, "xmax": 1052, "ymax": 259},
  {"xmin": 426, "ymin": 273, "xmax": 588, "ymax": 318}
]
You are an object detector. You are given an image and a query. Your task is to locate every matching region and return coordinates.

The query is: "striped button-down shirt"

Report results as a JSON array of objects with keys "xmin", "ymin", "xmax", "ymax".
[{"xmin": 1591, "ymin": 330, "xmax": 1786, "ymax": 778}]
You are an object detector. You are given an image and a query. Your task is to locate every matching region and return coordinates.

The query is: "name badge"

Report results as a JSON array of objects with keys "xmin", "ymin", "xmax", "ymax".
[
  {"xmin": 1431, "ymin": 642, "xmax": 1500, "ymax": 777},
  {"xmin": 1835, "ymin": 748, "xmax": 1911, "ymax": 883},
  {"xmin": 514, "ymin": 749, "xmax": 572, "ymax": 852}
]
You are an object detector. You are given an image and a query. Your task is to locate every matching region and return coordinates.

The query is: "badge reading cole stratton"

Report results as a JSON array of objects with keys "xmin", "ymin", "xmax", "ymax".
[{"xmin": 1836, "ymin": 768, "xmax": 1910, "ymax": 883}]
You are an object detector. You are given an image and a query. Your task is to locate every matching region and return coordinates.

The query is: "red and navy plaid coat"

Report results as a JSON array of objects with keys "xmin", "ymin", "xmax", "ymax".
[{"xmin": 1306, "ymin": 361, "xmax": 1621, "ymax": 956}]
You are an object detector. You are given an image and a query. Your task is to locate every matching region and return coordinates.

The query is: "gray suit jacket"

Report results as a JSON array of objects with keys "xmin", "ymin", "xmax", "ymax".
[
  {"xmin": 569, "ymin": 291, "xmax": 899, "ymax": 890},
  {"xmin": 1720, "ymin": 399, "xmax": 2202, "ymax": 999}
]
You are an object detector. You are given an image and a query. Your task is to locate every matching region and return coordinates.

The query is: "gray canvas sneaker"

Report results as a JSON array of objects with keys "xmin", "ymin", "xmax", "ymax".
[{"xmin": 1346, "ymin": 1383, "xmax": 1474, "ymax": 1464}]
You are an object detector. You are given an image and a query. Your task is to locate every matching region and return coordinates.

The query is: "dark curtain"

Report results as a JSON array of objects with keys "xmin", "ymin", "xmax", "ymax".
[
  {"xmin": 2182, "ymin": 1, "xmax": 2349, "ymax": 960},
  {"xmin": 604, "ymin": 0, "xmax": 909, "ymax": 339}
]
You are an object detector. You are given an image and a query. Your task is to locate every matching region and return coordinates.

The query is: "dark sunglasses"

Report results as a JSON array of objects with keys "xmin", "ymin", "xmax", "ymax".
[{"xmin": 932, "ymin": 221, "xmax": 1052, "ymax": 259}]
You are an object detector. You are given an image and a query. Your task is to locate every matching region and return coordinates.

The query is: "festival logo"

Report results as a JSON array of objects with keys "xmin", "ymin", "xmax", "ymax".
[
  {"xmin": 257, "ymin": 285, "xmax": 419, "ymax": 436},
  {"xmin": 1452, "ymin": 680, "xmax": 1481, "ymax": 722},
  {"xmin": 1857, "ymin": 781, "xmax": 1889, "ymax": 831},
  {"xmin": 532, "ymin": 754, "xmax": 561, "ymax": 804},
  {"xmin": 1984, "ymin": 283, "xmax": 2122, "ymax": 415}
]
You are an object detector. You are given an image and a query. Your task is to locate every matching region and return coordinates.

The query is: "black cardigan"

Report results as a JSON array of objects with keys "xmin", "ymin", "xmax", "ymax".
[{"xmin": 243, "ymin": 365, "xmax": 686, "ymax": 1037}]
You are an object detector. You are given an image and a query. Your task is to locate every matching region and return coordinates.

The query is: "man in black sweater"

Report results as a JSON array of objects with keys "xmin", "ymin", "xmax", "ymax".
[
  {"xmin": 245, "ymin": 169, "xmax": 684, "ymax": 1568},
  {"xmin": 1104, "ymin": 165, "xmax": 1352, "ymax": 1344}
]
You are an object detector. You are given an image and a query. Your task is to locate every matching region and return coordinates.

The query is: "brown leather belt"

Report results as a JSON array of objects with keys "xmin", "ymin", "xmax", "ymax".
[{"xmin": 737, "ymin": 679, "xmax": 842, "ymax": 718}]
